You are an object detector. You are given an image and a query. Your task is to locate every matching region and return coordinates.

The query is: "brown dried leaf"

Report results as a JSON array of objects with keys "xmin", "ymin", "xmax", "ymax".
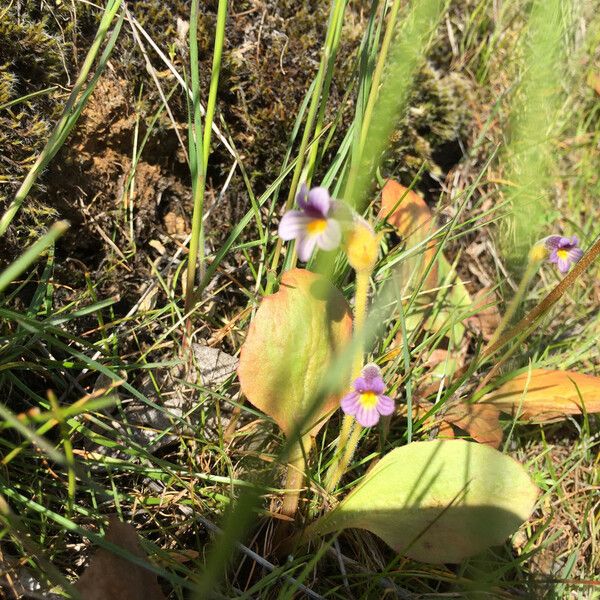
[
  {"xmin": 587, "ymin": 71, "xmax": 600, "ymax": 96},
  {"xmin": 75, "ymin": 517, "xmax": 166, "ymax": 600},
  {"xmin": 379, "ymin": 179, "xmax": 438, "ymax": 290},
  {"xmin": 466, "ymin": 287, "xmax": 501, "ymax": 341},
  {"xmin": 482, "ymin": 369, "xmax": 600, "ymax": 423},
  {"xmin": 444, "ymin": 402, "xmax": 502, "ymax": 448}
]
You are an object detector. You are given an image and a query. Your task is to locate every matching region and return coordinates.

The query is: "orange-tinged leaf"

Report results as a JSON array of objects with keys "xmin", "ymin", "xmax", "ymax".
[
  {"xmin": 238, "ymin": 269, "xmax": 352, "ymax": 437},
  {"xmin": 379, "ymin": 179, "xmax": 438, "ymax": 290},
  {"xmin": 75, "ymin": 517, "xmax": 166, "ymax": 600},
  {"xmin": 467, "ymin": 287, "xmax": 501, "ymax": 342},
  {"xmin": 587, "ymin": 71, "xmax": 600, "ymax": 96},
  {"xmin": 482, "ymin": 369, "xmax": 600, "ymax": 423},
  {"xmin": 444, "ymin": 402, "xmax": 502, "ymax": 448}
]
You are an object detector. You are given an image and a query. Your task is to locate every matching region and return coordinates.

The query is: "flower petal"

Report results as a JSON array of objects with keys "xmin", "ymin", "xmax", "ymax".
[
  {"xmin": 316, "ymin": 219, "xmax": 342, "ymax": 251},
  {"xmin": 568, "ymin": 247, "xmax": 583, "ymax": 264},
  {"xmin": 296, "ymin": 234, "xmax": 318, "ymax": 262},
  {"xmin": 307, "ymin": 187, "xmax": 330, "ymax": 216},
  {"xmin": 353, "ymin": 377, "xmax": 368, "ymax": 393},
  {"xmin": 278, "ymin": 211, "xmax": 311, "ymax": 240},
  {"xmin": 341, "ymin": 391, "xmax": 360, "ymax": 415},
  {"xmin": 545, "ymin": 235, "xmax": 565, "ymax": 251},
  {"xmin": 376, "ymin": 395, "xmax": 395, "ymax": 416},
  {"xmin": 356, "ymin": 406, "xmax": 379, "ymax": 427},
  {"xmin": 361, "ymin": 364, "xmax": 385, "ymax": 393},
  {"xmin": 296, "ymin": 183, "xmax": 309, "ymax": 210},
  {"xmin": 557, "ymin": 257, "xmax": 570, "ymax": 273}
]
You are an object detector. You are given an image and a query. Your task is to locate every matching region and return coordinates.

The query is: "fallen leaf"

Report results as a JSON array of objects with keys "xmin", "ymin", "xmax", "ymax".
[
  {"xmin": 237, "ymin": 269, "xmax": 352, "ymax": 437},
  {"xmin": 444, "ymin": 401, "xmax": 502, "ymax": 448},
  {"xmin": 587, "ymin": 71, "xmax": 600, "ymax": 96},
  {"xmin": 407, "ymin": 398, "xmax": 501, "ymax": 447},
  {"xmin": 466, "ymin": 287, "xmax": 501, "ymax": 341},
  {"xmin": 481, "ymin": 369, "xmax": 600, "ymax": 423},
  {"xmin": 380, "ymin": 180, "xmax": 472, "ymax": 384},
  {"xmin": 303, "ymin": 440, "xmax": 538, "ymax": 563},
  {"xmin": 75, "ymin": 516, "xmax": 166, "ymax": 600},
  {"xmin": 379, "ymin": 180, "xmax": 438, "ymax": 291}
]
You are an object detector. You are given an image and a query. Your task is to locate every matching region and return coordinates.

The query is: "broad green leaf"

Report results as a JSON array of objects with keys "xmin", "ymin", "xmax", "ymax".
[
  {"xmin": 237, "ymin": 269, "xmax": 352, "ymax": 437},
  {"xmin": 303, "ymin": 440, "xmax": 538, "ymax": 563},
  {"xmin": 481, "ymin": 368, "xmax": 600, "ymax": 423}
]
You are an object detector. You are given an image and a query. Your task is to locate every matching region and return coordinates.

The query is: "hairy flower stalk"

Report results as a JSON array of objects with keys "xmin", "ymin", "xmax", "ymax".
[{"xmin": 324, "ymin": 219, "xmax": 388, "ymax": 493}]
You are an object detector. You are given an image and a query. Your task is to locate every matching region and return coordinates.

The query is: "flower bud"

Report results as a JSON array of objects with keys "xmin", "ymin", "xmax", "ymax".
[
  {"xmin": 528, "ymin": 243, "xmax": 548, "ymax": 263},
  {"xmin": 345, "ymin": 219, "xmax": 379, "ymax": 273}
]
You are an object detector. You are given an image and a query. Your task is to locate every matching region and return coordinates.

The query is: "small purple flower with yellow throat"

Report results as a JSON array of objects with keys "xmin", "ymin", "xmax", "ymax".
[
  {"xmin": 545, "ymin": 235, "xmax": 583, "ymax": 274},
  {"xmin": 340, "ymin": 363, "xmax": 394, "ymax": 428},
  {"xmin": 278, "ymin": 184, "xmax": 342, "ymax": 262}
]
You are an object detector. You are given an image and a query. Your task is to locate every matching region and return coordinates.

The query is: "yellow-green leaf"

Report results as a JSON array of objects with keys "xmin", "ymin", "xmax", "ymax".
[
  {"xmin": 303, "ymin": 440, "xmax": 538, "ymax": 563},
  {"xmin": 237, "ymin": 269, "xmax": 352, "ymax": 437}
]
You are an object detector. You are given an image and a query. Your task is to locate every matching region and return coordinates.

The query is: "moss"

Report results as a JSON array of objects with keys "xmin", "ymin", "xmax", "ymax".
[
  {"xmin": 0, "ymin": 5, "xmax": 73, "ymax": 256},
  {"xmin": 385, "ymin": 61, "xmax": 474, "ymax": 183}
]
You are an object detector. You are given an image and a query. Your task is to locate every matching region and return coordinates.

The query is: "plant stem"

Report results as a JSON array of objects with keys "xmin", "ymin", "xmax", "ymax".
[
  {"xmin": 203, "ymin": 0, "xmax": 227, "ymax": 172},
  {"xmin": 183, "ymin": 0, "xmax": 208, "ymax": 328},
  {"xmin": 324, "ymin": 268, "xmax": 370, "ymax": 493},
  {"xmin": 281, "ymin": 434, "xmax": 312, "ymax": 519},
  {"xmin": 325, "ymin": 420, "xmax": 363, "ymax": 494}
]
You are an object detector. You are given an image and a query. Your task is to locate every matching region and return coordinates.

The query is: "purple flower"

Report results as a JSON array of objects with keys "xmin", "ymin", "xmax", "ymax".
[
  {"xmin": 278, "ymin": 184, "xmax": 342, "ymax": 262},
  {"xmin": 340, "ymin": 363, "xmax": 394, "ymax": 428},
  {"xmin": 545, "ymin": 235, "xmax": 583, "ymax": 274}
]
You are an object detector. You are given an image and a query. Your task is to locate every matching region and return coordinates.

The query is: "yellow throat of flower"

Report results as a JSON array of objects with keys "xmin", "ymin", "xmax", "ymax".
[
  {"xmin": 359, "ymin": 391, "xmax": 378, "ymax": 408},
  {"xmin": 557, "ymin": 249, "xmax": 568, "ymax": 260},
  {"xmin": 306, "ymin": 218, "xmax": 328, "ymax": 236}
]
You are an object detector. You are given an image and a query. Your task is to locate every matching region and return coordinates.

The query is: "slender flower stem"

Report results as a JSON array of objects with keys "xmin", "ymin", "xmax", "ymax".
[
  {"xmin": 184, "ymin": 0, "xmax": 206, "ymax": 328},
  {"xmin": 203, "ymin": 0, "xmax": 227, "ymax": 172},
  {"xmin": 306, "ymin": 0, "xmax": 347, "ymax": 179},
  {"xmin": 281, "ymin": 434, "xmax": 312, "ymax": 519},
  {"xmin": 324, "ymin": 269, "xmax": 370, "ymax": 493},
  {"xmin": 184, "ymin": 0, "xmax": 227, "ymax": 335},
  {"xmin": 357, "ymin": 0, "xmax": 401, "ymax": 156},
  {"xmin": 325, "ymin": 420, "xmax": 363, "ymax": 493}
]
